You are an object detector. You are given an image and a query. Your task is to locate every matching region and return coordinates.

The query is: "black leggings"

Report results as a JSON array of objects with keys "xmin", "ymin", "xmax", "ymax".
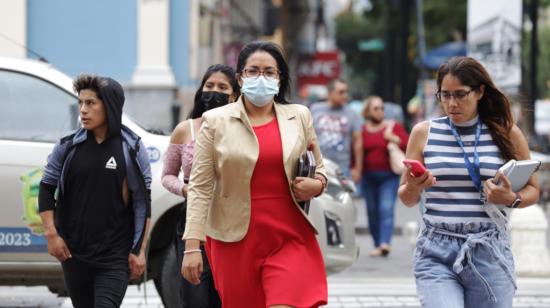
[
  {"xmin": 176, "ymin": 201, "xmax": 221, "ymax": 308},
  {"xmin": 62, "ymin": 258, "xmax": 129, "ymax": 308}
]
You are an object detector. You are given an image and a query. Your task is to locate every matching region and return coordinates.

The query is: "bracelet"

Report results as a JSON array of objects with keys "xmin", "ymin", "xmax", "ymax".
[
  {"xmin": 183, "ymin": 249, "xmax": 201, "ymax": 254},
  {"xmin": 313, "ymin": 175, "xmax": 327, "ymax": 197}
]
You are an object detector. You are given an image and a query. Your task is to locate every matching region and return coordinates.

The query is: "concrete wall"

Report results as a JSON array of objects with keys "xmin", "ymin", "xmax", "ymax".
[
  {"xmin": 27, "ymin": 0, "xmax": 137, "ymax": 82},
  {"xmin": 0, "ymin": 1, "xmax": 26, "ymax": 58}
]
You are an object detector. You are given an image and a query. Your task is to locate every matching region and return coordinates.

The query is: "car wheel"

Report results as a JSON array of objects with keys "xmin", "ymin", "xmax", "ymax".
[{"xmin": 153, "ymin": 242, "xmax": 182, "ymax": 308}]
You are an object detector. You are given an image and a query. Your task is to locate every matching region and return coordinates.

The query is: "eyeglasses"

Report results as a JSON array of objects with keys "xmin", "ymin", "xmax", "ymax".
[
  {"xmin": 242, "ymin": 68, "xmax": 280, "ymax": 79},
  {"xmin": 436, "ymin": 89, "xmax": 477, "ymax": 103}
]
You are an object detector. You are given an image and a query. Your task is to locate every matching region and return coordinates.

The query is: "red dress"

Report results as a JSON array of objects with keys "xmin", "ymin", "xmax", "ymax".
[{"xmin": 206, "ymin": 118, "xmax": 327, "ymax": 308}]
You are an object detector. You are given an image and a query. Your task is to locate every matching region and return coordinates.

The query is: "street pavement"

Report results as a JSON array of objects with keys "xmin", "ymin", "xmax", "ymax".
[
  {"xmin": 1, "ymin": 275, "xmax": 550, "ymax": 308},
  {"xmin": 1, "ymin": 199, "xmax": 549, "ymax": 307}
]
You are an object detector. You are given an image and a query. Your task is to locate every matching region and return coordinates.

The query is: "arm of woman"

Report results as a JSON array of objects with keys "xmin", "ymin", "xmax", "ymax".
[
  {"xmin": 161, "ymin": 143, "xmax": 186, "ymax": 197},
  {"xmin": 351, "ymin": 130, "xmax": 363, "ymax": 182},
  {"xmin": 183, "ymin": 115, "xmax": 216, "ymax": 242},
  {"xmin": 181, "ymin": 115, "xmax": 216, "ymax": 285},
  {"xmin": 394, "ymin": 122, "xmax": 410, "ymax": 152},
  {"xmin": 484, "ymin": 125, "xmax": 540, "ymax": 207},
  {"xmin": 161, "ymin": 122, "xmax": 188, "ymax": 197},
  {"xmin": 292, "ymin": 107, "xmax": 326, "ymax": 201},
  {"xmin": 398, "ymin": 121, "xmax": 436, "ymax": 207}
]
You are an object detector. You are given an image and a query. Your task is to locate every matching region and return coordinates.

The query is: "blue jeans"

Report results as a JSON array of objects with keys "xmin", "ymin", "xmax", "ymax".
[
  {"xmin": 361, "ymin": 171, "xmax": 399, "ymax": 247},
  {"xmin": 414, "ymin": 220, "xmax": 516, "ymax": 308}
]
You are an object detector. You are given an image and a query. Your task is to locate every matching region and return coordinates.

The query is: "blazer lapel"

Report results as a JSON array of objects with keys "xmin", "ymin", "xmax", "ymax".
[
  {"xmin": 230, "ymin": 97, "xmax": 255, "ymax": 135},
  {"xmin": 274, "ymin": 103, "xmax": 299, "ymax": 163}
]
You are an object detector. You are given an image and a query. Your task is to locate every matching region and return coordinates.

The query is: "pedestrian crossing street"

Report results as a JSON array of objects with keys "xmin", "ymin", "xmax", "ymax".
[{"xmin": 1, "ymin": 278, "xmax": 549, "ymax": 308}]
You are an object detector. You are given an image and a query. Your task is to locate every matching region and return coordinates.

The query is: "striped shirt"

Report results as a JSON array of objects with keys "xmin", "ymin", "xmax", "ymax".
[{"xmin": 422, "ymin": 116, "xmax": 504, "ymax": 224}]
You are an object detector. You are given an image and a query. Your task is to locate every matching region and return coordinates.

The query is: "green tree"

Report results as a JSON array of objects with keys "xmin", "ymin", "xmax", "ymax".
[
  {"xmin": 334, "ymin": 7, "xmax": 384, "ymax": 96},
  {"xmin": 520, "ymin": 0, "xmax": 550, "ymax": 140},
  {"xmin": 334, "ymin": 0, "xmax": 467, "ymax": 107}
]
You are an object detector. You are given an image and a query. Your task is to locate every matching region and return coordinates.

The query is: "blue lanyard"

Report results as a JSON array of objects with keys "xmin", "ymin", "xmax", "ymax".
[{"xmin": 448, "ymin": 117, "xmax": 482, "ymax": 192}]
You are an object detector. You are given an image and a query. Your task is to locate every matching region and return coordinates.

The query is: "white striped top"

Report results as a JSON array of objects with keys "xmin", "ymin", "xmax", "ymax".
[{"xmin": 422, "ymin": 116, "xmax": 505, "ymax": 224}]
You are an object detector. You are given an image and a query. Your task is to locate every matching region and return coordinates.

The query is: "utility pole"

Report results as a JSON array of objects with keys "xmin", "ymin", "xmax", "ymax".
[
  {"xmin": 400, "ymin": 0, "xmax": 411, "ymax": 116},
  {"xmin": 415, "ymin": 0, "xmax": 428, "ymax": 119},
  {"xmin": 529, "ymin": 0, "xmax": 538, "ymax": 138}
]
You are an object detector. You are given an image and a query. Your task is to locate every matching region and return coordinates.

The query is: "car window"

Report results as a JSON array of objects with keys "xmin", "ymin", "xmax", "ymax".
[{"xmin": 0, "ymin": 70, "xmax": 78, "ymax": 143}]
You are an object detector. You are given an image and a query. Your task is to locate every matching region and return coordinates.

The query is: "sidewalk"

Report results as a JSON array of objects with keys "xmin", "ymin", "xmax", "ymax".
[
  {"xmin": 1, "ymin": 199, "xmax": 548, "ymax": 307},
  {"xmin": 327, "ymin": 232, "xmax": 550, "ymax": 307},
  {"xmin": 1, "ymin": 277, "xmax": 548, "ymax": 308},
  {"xmin": 325, "ymin": 277, "xmax": 550, "ymax": 308},
  {"xmin": 328, "ymin": 197, "xmax": 550, "ymax": 307}
]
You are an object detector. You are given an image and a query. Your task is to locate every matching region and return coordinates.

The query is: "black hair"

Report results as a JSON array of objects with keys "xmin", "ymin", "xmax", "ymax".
[
  {"xmin": 188, "ymin": 64, "xmax": 240, "ymax": 119},
  {"xmin": 73, "ymin": 74, "xmax": 105, "ymax": 100},
  {"xmin": 236, "ymin": 41, "xmax": 290, "ymax": 104}
]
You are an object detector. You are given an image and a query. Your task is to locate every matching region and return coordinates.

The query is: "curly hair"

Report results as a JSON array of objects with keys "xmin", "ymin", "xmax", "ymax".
[{"xmin": 73, "ymin": 74, "xmax": 106, "ymax": 100}]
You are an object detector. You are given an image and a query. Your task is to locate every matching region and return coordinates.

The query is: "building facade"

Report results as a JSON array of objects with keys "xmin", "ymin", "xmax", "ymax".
[{"xmin": 0, "ymin": 0, "xmax": 332, "ymax": 131}]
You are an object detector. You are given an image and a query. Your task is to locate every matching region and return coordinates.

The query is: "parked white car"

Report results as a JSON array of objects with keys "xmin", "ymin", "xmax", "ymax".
[{"xmin": 0, "ymin": 56, "xmax": 358, "ymax": 306}]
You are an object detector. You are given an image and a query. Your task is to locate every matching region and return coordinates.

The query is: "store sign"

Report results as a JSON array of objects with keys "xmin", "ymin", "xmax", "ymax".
[{"xmin": 297, "ymin": 52, "xmax": 341, "ymax": 87}]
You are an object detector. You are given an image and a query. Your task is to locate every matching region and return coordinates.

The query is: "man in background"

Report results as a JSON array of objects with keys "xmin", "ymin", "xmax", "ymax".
[{"xmin": 310, "ymin": 78, "xmax": 363, "ymax": 182}]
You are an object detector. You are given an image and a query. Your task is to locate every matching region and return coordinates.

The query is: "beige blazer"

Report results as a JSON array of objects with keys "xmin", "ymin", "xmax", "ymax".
[{"xmin": 183, "ymin": 98, "xmax": 327, "ymax": 242}]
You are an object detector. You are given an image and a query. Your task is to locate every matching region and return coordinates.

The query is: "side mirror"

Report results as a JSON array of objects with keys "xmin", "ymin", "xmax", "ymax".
[
  {"xmin": 334, "ymin": 168, "xmax": 355, "ymax": 193},
  {"xmin": 340, "ymin": 178, "xmax": 356, "ymax": 193}
]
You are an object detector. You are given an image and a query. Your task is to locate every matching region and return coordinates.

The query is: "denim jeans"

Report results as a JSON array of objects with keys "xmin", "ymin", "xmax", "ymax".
[
  {"xmin": 361, "ymin": 171, "xmax": 400, "ymax": 247},
  {"xmin": 413, "ymin": 220, "xmax": 516, "ymax": 308}
]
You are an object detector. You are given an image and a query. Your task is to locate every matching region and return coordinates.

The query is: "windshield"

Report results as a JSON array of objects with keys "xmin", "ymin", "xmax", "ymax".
[{"xmin": 121, "ymin": 113, "xmax": 169, "ymax": 136}]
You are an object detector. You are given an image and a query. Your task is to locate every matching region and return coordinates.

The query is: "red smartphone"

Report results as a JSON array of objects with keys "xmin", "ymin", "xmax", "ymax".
[{"xmin": 402, "ymin": 159, "xmax": 427, "ymax": 177}]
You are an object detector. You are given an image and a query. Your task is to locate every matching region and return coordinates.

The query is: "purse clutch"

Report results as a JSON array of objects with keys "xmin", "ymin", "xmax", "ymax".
[{"xmin": 295, "ymin": 150, "xmax": 316, "ymax": 214}]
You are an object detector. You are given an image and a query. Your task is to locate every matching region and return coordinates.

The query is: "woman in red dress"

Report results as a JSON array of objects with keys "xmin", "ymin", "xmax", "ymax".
[{"xmin": 181, "ymin": 41, "xmax": 328, "ymax": 308}]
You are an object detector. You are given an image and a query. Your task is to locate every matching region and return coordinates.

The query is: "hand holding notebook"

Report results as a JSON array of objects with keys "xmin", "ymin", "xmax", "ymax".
[
  {"xmin": 295, "ymin": 150, "xmax": 316, "ymax": 214},
  {"xmin": 492, "ymin": 159, "xmax": 541, "ymax": 192},
  {"xmin": 484, "ymin": 159, "xmax": 541, "ymax": 233}
]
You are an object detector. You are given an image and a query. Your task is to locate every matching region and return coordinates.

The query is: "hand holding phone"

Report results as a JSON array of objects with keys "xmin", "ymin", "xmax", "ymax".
[{"xmin": 402, "ymin": 159, "xmax": 427, "ymax": 177}]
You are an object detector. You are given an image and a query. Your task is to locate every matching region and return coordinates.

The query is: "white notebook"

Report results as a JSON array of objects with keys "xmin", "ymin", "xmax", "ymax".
[{"xmin": 495, "ymin": 159, "xmax": 541, "ymax": 192}]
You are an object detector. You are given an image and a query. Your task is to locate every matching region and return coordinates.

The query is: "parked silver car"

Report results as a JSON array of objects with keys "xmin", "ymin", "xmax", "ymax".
[{"xmin": 0, "ymin": 57, "xmax": 358, "ymax": 306}]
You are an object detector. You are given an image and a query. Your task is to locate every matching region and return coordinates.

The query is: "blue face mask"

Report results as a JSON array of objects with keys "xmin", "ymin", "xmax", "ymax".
[{"xmin": 241, "ymin": 76, "xmax": 279, "ymax": 107}]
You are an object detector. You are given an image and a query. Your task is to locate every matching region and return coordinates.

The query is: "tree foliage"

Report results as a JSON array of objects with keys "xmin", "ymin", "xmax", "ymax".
[
  {"xmin": 334, "ymin": 0, "xmax": 467, "ymax": 103},
  {"xmin": 522, "ymin": 0, "xmax": 550, "ymax": 99},
  {"xmin": 334, "ymin": 8, "xmax": 383, "ymax": 95}
]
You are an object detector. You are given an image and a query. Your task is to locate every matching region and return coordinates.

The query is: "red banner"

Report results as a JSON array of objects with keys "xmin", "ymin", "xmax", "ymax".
[{"xmin": 297, "ymin": 51, "xmax": 341, "ymax": 87}]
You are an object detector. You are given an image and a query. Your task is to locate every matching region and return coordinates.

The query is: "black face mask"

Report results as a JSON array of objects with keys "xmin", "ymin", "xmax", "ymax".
[{"xmin": 201, "ymin": 91, "xmax": 230, "ymax": 111}]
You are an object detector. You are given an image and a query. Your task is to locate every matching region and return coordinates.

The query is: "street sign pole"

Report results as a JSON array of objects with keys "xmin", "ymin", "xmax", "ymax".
[{"xmin": 415, "ymin": 0, "xmax": 428, "ymax": 120}]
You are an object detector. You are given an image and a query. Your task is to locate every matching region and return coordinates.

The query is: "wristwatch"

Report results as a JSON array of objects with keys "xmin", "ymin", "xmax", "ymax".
[{"xmin": 507, "ymin": 192, "xmax": 522, "ymax": 208}]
